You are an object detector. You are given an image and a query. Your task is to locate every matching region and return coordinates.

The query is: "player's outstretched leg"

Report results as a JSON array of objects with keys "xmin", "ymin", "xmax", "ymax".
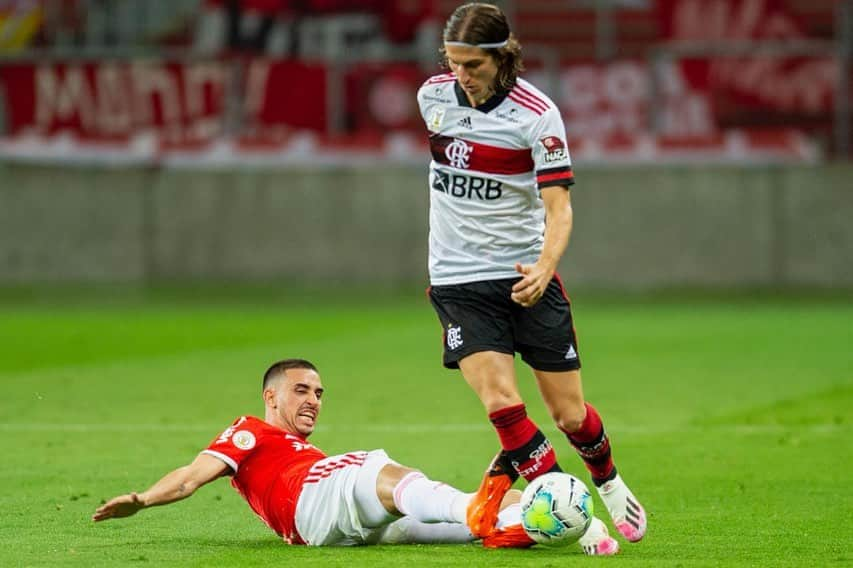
[
  {"xmin": 466, "ymin": 450, "xmax": 519, "ymax": 538},
  {"xmin": 578, "ymin": 516, "xmax": 620, "ymax": 556},
  {"xmin": 596, "ymin": 474, "xmax": 646, "ymax": 542},
  {"xmin": 562, "ymin": 402, "xmax": 646, "ymax": 542}
]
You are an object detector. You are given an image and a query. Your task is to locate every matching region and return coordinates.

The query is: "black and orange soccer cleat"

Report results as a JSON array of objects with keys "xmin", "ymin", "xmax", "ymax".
[
  {"xmin": 466, "ymin": 451, "xmax": 519, "ymax": 538},
  {"xmin": 482, "ymin": 524, "xmax": 536, "ymax": 549}
]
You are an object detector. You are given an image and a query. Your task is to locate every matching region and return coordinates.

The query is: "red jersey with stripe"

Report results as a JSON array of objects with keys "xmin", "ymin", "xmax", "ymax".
[
  {"xmin": 202, "ymin": 416, "xmax": 326, "ymax": 544},
  {"xmin": 417, "ymin": 74, "xmax": 574, "ymax": 285}
]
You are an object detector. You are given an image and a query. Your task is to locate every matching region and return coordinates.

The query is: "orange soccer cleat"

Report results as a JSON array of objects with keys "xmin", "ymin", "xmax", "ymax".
[
  {"xmin": 482, "ymin": 524, "xmax": 536, "ymax": 549},
  {"xmin": 466, "ymin": 451, "xmax": 518, "ymax": 538}
]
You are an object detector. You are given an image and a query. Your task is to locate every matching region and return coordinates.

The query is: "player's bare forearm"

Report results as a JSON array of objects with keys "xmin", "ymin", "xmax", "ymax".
[
  {"xmin": 538, "ymin": 189, "xmax": 572, "ymax": 274},
  {"xmin": 92, "ymin": 454, "xmax": 228, "ymax": 522},
  {"xmin": 511, "ymin": 187, "xmax": 572, "ymax": 307},
  {"xmin": 92, "ymin": 466, "xmax": 197, "ymax": 522},
  {"xmin": 141, "ymin": 465, "xmax": 204, "ymax": 505}
]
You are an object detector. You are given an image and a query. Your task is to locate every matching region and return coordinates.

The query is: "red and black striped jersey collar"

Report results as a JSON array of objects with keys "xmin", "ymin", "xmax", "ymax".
[{"xmin": 454, "ymin": 81, "xmax": 508, "ymax": 113}]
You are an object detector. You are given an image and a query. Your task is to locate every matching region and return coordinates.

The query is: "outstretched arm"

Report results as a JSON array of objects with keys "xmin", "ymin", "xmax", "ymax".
[{"xmin": 92, "ymin": 453, "xmax": 229, "ymax": 522}]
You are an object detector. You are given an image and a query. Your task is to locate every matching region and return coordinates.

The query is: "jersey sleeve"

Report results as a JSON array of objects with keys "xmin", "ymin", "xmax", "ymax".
[
  {"xmin": 202, "ymin": 416, "xmax": 259, "ymax": 473},
  {"xmin": 417, "ymin": 83, "xmax": 437, "ymax": 132},
  {"xmin": 529, "ymin": 107, "xmax": 575, "ymax": 190},
  {"xmin": 417, "ymin": 74, "xmax": 455, "ymax": 133},
  {"xmin": 416, "ymin": 82, "xmax": 428, "ymax": 119}
]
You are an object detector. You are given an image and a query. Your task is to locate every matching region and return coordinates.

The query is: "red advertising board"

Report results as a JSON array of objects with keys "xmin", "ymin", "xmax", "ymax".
[
  {"xmin": 345, "ymin": 62, "xmax": 426, "ymax": 133},
  {"xmin": 245, "ymin": 59, "xmax": 328, "ymax": 133},
  {"xmin": 0, "ymin": 59, "xmax": 327, "ymax": 143},
  {"xmin": 0, "ymin": 53, "xmax": 839, "ymax": 153},
  {"xmin": 658, "ymin": 0, "xmax": 837, "ymax": 123},
  {"xmin": 0, "ymin": 61, "xmax": 228, "ymax": 142}
]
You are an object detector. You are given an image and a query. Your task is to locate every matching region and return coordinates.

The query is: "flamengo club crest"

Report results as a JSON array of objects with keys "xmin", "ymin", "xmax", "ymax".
[
  {"xmin": 445, "ymin": 139, "xmax": 473, "ymax": 169},
  {"xmin": 446, "ymin": 323, "xmax": 463, "ymax": 350}
]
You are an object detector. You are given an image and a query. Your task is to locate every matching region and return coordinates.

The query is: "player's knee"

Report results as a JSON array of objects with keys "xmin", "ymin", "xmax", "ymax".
[
  {"xmin": 481, "ymin": 390, "xmax": 524, "ymax": 414},
  {"xmin": 375, "ymin": 464, "xmax": 420, "ymax": 516},
  {"xmin": 380, "ymin": 464, "xmax": 418, "ymax": 487},
  {"xmin": 552, "ymin": 405, "xmax": 586, "ymax": 433}
]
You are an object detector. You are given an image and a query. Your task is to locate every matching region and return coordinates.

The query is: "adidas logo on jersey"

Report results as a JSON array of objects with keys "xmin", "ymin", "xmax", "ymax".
[{"xmin": 457, "ymin": 116, "xmax": 472, "ymax": 129}]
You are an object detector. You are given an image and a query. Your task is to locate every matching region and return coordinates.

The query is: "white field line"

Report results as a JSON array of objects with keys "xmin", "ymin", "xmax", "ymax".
[{"xmin": 0, "ymin": 422, "xmax": 848, "ymax": 434}]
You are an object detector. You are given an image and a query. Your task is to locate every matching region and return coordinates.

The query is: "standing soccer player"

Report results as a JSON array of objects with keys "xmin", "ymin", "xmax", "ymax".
[{"xmin": 417, "ymin": 2, "xmax": 647, "ymax": 547}]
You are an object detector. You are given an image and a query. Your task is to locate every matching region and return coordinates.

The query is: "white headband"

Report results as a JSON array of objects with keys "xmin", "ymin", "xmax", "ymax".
[{"xmin": 444, "ymin": 39, "xmax": 509, "ymax": 49}]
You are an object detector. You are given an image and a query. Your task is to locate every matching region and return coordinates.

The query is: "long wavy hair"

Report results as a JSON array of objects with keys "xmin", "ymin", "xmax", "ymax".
[{"xmin": 440, "ymin": 2, "xmax": 524, "ymax": 93}]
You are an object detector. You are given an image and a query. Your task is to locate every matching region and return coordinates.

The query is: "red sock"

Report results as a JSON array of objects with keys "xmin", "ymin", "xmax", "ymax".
[
  {"xmin": 562, "ymin": 403, "xmax": 616, "ymax": 485},
  {"xmin": 489, "ymin": 404, "xmax": 561, "ymax": 482}
]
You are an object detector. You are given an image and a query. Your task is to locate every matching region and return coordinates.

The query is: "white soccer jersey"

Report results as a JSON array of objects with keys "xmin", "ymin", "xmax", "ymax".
[{"xmin": 417, "ymin": 73, "xmax": 575, "ymax": 286}]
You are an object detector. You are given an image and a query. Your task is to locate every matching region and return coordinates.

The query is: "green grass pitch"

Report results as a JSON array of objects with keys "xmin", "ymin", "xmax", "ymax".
[{"xmin": 1, "ymin": 287, "xmax": 851, "ymax": 567}]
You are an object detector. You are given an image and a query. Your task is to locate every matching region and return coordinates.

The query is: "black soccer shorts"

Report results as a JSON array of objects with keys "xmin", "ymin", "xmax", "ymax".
[{"xmin": 428, "ymin": 276, "xmax": 582, "ymax": 372}]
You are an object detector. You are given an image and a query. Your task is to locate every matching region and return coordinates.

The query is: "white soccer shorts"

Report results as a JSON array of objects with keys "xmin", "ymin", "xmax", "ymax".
[{"xmin": 294, "ymin": 449, "xmax": 396, "ymax": 546}]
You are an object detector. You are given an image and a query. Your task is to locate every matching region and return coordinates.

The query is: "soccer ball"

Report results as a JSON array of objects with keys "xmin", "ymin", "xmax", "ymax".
[{"xmin": 520, "ymin": 472, "xmax": 594, "ymax": 546}]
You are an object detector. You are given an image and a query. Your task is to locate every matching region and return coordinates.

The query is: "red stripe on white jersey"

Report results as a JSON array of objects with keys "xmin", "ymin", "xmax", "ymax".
[
  {"xmin": 507, "ymin": 93, "xmax": 546, "ymax": 115},
  {"xmin": 430, "ymin": 134, "xmax": 534, "ymax": 175},
  {"xmin": 509, "ymin": 88, "xmax": 548, "ymax": 114},
  {"xmin": 537, "ymin": 170, "xmax": 574, "ymax": 184},
  {"xmin": 513, "ymin": 83, "xmax": 550, "ymax": 109},
  {"xmin": 425, "ymin": 73, "xmax": 456, "ymax": 84}
]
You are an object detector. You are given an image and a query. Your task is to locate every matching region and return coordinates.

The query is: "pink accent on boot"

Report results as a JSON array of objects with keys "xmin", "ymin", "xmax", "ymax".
[{"xmin": 597, "ymin": 474, "xmax": 647, "ymax": 543}]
